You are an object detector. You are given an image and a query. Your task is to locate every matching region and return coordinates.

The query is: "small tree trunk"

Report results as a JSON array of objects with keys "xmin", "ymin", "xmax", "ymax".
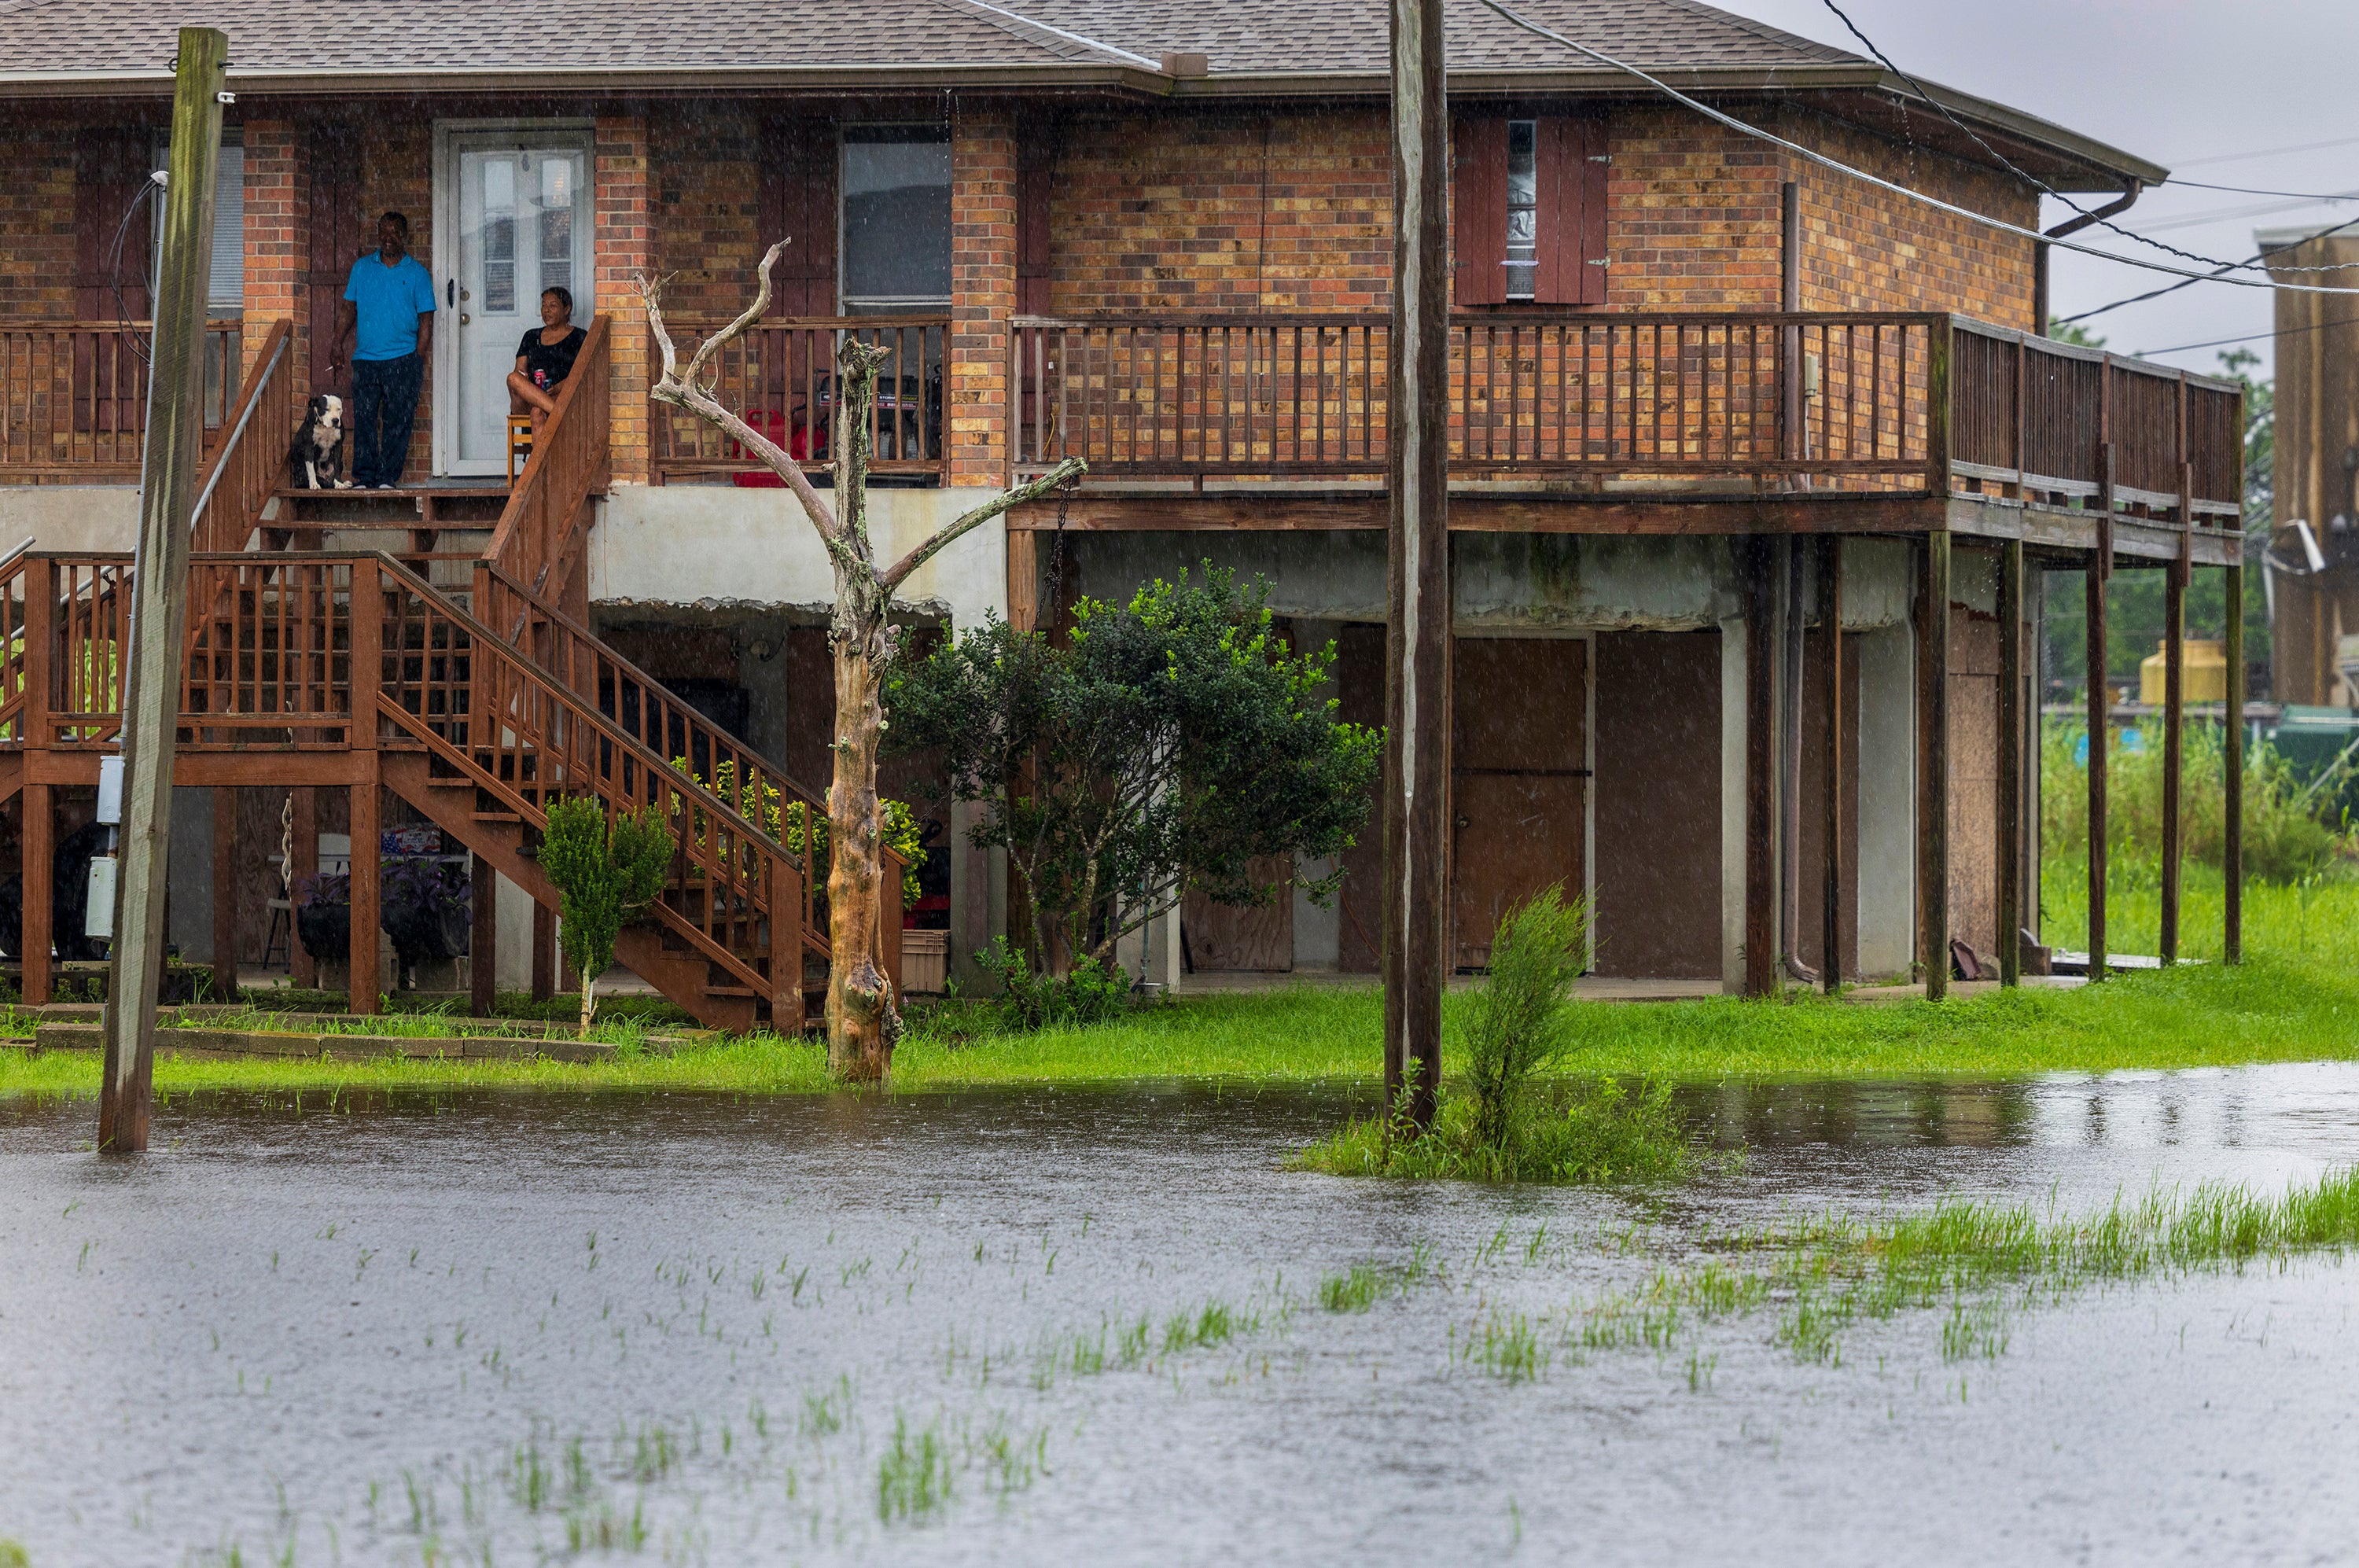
[
  {"xmin": 824, "ymin": 621, "xmax": 899, "ymax": 1079},
  {"xmin": 580, "ymin": 966, "xmax": 595, "ymax": 1034}
]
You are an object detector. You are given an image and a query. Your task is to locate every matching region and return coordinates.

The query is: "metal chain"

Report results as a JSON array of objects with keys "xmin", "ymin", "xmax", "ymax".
[{"xmin": 1038, "ymin": 470, "xmax": 1076, "ymax": 635}]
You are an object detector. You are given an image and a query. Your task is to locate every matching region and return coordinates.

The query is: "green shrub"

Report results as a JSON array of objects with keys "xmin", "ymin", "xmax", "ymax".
[
  {"xmin": 972, "ymin": 938, "xmax": 1130, "ymax": 1032},
  {"xmin": 1460, "ymin": 885, "xmax": 1592, "ymax": 1151},
  {"xmin": 538, "ymin": 798, "xmax": 676, "ymax": 1031},
  {"xmin": 2041, "ymin": 720, "xmax": 2349, "ymax": 885}
]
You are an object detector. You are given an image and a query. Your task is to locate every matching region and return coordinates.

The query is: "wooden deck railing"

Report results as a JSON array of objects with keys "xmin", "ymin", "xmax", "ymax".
[
  {"xmin": 1009, "ymin": 311, "xmax": 2244, "ymax": 521},
  {"xmin": 190, "ymin": 319, "xmax": 294, "ymax": 551},
  {"xmin": 484, "ymin": 315, "xmax": 610, "ymax": 597},
  {"xmin": 649, "ymin": 317, "xmax": 948, "ymax": 485},
  {"xmin": 0, "ymin": 319, "xmax": 242, "ymax": 480}
]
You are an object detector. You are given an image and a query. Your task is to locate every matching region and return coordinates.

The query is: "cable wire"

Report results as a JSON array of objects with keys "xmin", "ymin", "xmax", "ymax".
[
  {"xmin": 2055, "ymin": 212, "xmax": 2359, "ymax": 326},
  {"xmin": 2136, "ymin": 315, "xmax": 2359, "ymax": 359},
  {"xmin": 1474, "ymin": 0, "xmax": 2359, "ymax": 297}
]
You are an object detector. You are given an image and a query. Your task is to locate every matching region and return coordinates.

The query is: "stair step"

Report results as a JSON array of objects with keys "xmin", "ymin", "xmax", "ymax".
[
  {"xmin": 473, "ymin": 812, "xmax": 523, "ymax": 826},
  {"xmin": 701, "ymin": 985, "xmax": 757, "ymax": 999}
]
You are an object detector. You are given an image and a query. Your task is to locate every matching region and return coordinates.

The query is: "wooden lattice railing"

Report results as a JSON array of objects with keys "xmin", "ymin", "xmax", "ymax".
[
  {"xmin": 648, "ymin": 316, "xmax": 948, "ymax": 484},
  {"xmin": 484, "ymin": 314, "xmax": 610, "ymax": 597},
  {"xmin": 0, "ymin": 318, "xmax": 243, "ymax": 480}
]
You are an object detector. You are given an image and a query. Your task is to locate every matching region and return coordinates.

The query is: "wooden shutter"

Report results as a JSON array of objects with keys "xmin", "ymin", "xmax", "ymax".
[
  {"xmin": 1535, "ymin": 115, "xmax": 1609, "ymax": 307},
  {"xmin": 759, "ymin": 120, "xmax": 838, "ymax": 318},
  {"xmin": 307, "ymin": 123, "xmax": 363, "ymax": 394},
  {"xmin": 1452, "ymin": 116, "xmax": 1507, "ymax": 307},
  {"xmin": 1016, "ymin": 121, "xmax": 1055, "ymax": 317}
]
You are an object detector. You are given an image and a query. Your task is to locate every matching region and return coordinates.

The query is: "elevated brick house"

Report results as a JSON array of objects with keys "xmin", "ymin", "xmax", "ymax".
[{"xmin": 0, "ymin": 0, "xmax": 2243, "ymax": 1015}]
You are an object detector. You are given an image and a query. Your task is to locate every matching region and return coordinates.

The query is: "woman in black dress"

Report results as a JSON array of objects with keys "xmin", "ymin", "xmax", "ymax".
[{"xmin": 506, "ymin": 285, "xmax": 587, "ymax": 436}]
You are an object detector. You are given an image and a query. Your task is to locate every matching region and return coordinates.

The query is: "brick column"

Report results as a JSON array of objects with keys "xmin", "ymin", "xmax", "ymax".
[
  {"xmin": 949, "ymin": 113, "xmax": 1017, "ymax": 488},
  {"xmin": 594, "ymin": 115, "xmax": 652, "ymax": 484},
  {"xmin": 241, "ymin": 119, "xmax": 306, "ymax": 389}
]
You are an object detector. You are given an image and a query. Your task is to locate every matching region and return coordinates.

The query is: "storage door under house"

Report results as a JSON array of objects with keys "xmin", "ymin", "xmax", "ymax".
[
  {"xmin": 439, "ymin": 129, "xmax": 592, "ymax": 477},
  {"xmin": 1451, "ymin": 638, "xmax": 1589, "ymax": 970},
  {"xmin": 1181, "ymin": 618, "xmax": 1298, "ymax": 973}
]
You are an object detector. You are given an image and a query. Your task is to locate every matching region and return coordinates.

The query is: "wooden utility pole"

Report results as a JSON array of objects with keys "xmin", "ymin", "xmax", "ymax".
[
  {"xmin": 2225, "ymin": 558, "xmax": 2245, "ymax": 964},
  {"xmin": 1383, "ymin": 0, "xmax": 1448, "ymax": 1128},
  {"xmin": 1997, "ymin": 539, "xmax": 2023, "ymax": 986},
  {"xmin": 99, "ymin": 28, "xmax": 226, "ymax": 1154},
  {"xmin": 1918, "ymin": 532, "xmax": 1950, "ymax": 999},
  {"xmin": 1743, "ymin": 536, "xmax": 1776, "ymax": 997},
  {"xmin": 2160, "ymin": 552, "xmax": 2186, "ymax": 963},
  {"xmin": 2085, "ymin": 547, "xmax": 2110, "ymax": 982}
]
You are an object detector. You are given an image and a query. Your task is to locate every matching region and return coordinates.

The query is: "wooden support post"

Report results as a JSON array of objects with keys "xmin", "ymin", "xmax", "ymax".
[
  {"xmin": 532, "ymin": 900, "xmax": 556, "ymax": 1002},
  {"xmin": 101, "ymin": 26, "xmax": 227, "ymax": 1154},
  {"xmin": 1820, "ymin": 534, "xmax": 1843, "ymax": 994},
  {"xmin": 1919, "ymin": 531, "xmax": 1951, "ymax": 999},
  {"xmin": 1383, "ymin": 0, "xmax": 1448, "ymax": 1128},
  {"xmin": 470, "ymin": 853, "xmax": 498, "ymax": 1019},
  {"xmin": 2085, "ymin": 551, "xmax": 2109, "ymax": 982},
  {"xmin": 22, "ymin": 782, "xmax": 51, "ymax": 1007},
  {"xmin": 1998, "ymin": 539, "xmax": 2024, "ymax": 986},
  {"xmin": 2225, "ymin": 559, "xmax": 2245, "ymax": 964},
  {"xmin": 1744, "ymin": 536, "xmax": 1777, "ymax": 997},
  {"xmin": 289, "ymin": 788, "xmax": 318, "ymax": 988},
  {"xmin": 211, "ymin": 786, "xmax": 238, "ymax": 1004},
  {"xmin": 2160, "ymin": 554, "xmax": 2186, "ymax": 963},
  {"xmin": 348, "ymin": 768, "xmax": 379, "ymax": 1016}
]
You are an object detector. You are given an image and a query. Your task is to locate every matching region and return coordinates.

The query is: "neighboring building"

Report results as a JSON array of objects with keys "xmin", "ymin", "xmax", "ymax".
[
  {"xmin": 0, "ymin": 0, "xmax": 2244, "ymax": 1018},
  {"xmin": 2260, "ymin": 223, "xmax": 2359, "ymax": 708}
]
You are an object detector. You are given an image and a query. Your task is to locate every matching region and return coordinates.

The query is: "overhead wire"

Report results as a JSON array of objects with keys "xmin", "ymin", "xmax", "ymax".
[
  {"xmin": 1812, "ymin": 0, "xmax": 2298, "ymax": 277},
  {"xmin": 2055, "ymin": 212, "xmax": 2359, "ymax": 326},
  {"xmin": 1473, "ymin": 0, "xmax": 2359, "ymax": 297},
  {"xmin": 2135, "ymin": 315, "xmax": 2359, "ymax": 359},
  {"xmin": 2172, "ymin": 133, "xmax": 2359, "ymax": 169}
]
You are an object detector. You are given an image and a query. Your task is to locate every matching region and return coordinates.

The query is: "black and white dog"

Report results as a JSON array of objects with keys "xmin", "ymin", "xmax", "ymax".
[{"xmin": 287, "ymin": 393, "xmax": 351, "ymax": 489}]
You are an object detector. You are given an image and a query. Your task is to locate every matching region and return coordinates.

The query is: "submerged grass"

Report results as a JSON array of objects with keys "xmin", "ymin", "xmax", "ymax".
[
  {"xmin": 1562, "ymin": 1165, "xmax": 2359, "ymax": 1371},
  {"xmin": 6, "ymin": 945, "xmax": 2359, "ymax": 1100},
  {"xmin": 1289, "ymin": 1078, "xmax": 1709, "ymax": 1185}
]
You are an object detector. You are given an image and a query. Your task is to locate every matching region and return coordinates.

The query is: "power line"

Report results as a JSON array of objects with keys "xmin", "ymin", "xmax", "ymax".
[
  {"xmin": 2172, "ymin": 132, "xmax": 2359, "ymax": 169},
  {"xmin": 1474, "ymin": 0, "xmax": 2359, "ymax": 297},
  {"xmin": 2136, "ymin": 315, "xmax": 2359, "ymax": 359},
  {"xmin": 2167, "ymin": 177, "xmax": 2359, "ymax": 200},
  {"xmin": 2124, "ymin": 190, "xmax": 2359, "ymax": 235},
  {"xmin": 1812, "ymin": 0, "xmax": 2296, "ymax": 279},
  {"xmin": 2055, "ymin": 212, "xmax": 2359, "ymax": 326}
]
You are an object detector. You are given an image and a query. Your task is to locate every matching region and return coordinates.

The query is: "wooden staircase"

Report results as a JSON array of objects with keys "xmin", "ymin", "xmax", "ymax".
[{"xmin": 0, "ymin": 315, "xmax": 900, "ymax": 1027}]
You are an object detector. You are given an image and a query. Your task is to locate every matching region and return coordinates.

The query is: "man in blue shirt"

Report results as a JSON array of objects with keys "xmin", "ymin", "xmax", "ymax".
[{"xmin": 331, "ymin": 211, "xmax": 436, "ymax": 488}]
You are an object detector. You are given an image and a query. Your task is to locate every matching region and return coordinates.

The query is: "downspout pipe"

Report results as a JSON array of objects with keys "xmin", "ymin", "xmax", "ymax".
[{"xmin": 2035, "ymin": 182, "xmax": 2143, "ymax": 336}]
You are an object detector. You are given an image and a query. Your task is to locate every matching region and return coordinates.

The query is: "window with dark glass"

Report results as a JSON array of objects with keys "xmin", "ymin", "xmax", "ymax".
[
  {"xmin": 840, "ymin": 126, "xmax": 952, "ymax": 312},
  {"xmin": 1505, "ymin": 120, "xmax": 1538, "ymax": 300}
]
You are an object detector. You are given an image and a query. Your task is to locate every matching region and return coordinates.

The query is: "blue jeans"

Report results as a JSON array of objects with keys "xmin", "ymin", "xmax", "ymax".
[{"xmin": 351, "ymin": 352, "xmax": 423, "ymax": 487}]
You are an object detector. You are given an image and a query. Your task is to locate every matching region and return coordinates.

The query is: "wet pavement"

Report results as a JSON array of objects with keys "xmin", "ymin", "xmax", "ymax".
[{"xmin": 2, "ymin": 1066, "xmax": 2355, "ymax": 1565}]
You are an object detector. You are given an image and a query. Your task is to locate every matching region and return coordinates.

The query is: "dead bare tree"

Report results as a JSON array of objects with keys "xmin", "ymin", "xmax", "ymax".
[{"xmin": 642, "ymin": 241, "xmax": 1084, "ymax": 1080}]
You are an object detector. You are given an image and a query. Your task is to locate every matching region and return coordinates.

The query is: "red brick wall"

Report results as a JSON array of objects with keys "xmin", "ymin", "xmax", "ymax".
[
  {"xmin": 647, "ymin": 109, "xmax": 766, "ymax": 318},
  {"xmin": 0, "ymin": 124, "xmax": 77, "ymax": 321},
  {"xmin": 1046, "ymin": 105, "xmax": 1390, "ymax": 314},
  {"xmin": 241, "ymin": 120, "xmax": 304, "ymax": 384},
  {"xmin": 596, "ymin": 115, "xmax": 653, "ymax": 484},
  {"xmin": 1604, "ymin": 105, "xmax": 1783, "ymax": 311},
  {"xmin": 950, "ymin": 111, "xmax": 1016, "ymax": 486},
  {"xmin": 1782, "ymin": 109, "xmax": 2037, "ymax": 329}
]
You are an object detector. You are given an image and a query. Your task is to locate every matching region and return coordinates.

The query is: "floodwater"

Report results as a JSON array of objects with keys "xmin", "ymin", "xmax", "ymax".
[{"xmin": 2, "ymin": 1068, "xmax": 2356, "ymax": 1566}]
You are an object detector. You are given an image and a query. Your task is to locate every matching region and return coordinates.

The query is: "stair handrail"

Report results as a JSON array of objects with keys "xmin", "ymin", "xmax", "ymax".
[
  {"xmin": 482, "ymin": 314, "xmax": 610, "ymax": 596},
  {"xmin": 469, "ymin": 559, "xmax": 903, "ymax": 934},
  {"xmin": 190, "ymin": 319, "xmax": 294, "ymax": 552},
  {"xmin": 366, "ymin": 551, "xmax": 825, "ymax": 982}
]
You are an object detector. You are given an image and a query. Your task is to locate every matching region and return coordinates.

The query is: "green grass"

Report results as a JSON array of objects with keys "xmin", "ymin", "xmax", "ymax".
[
  {"xmin": 6, "ymin": 932, "xmax": 2359, "ymax": 1102},
  {"xmin": 1290, "ymin": 1077, "xmax": 1709, "ymax": 1185}
]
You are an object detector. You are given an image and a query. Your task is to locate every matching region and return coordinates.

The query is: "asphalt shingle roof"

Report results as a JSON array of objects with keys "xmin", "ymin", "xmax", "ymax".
[{"xmin": 0, "ymin": 0, "xmax": 1860, "ymax": 77}]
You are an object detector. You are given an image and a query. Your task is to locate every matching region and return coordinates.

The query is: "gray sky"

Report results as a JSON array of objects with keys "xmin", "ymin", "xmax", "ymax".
[{"xmin": 1728, "ymin": 0, "xmax": 2359, "ymax": 381}]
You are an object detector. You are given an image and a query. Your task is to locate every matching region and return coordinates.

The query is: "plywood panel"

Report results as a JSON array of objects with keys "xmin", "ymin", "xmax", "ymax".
[
  {"xmin": 1794, "ymin": 631, "xmax": 1864, "ymax": 977},
  {"xmin": 1183, "ymin": 856, "xmax": 1295, "ymax": 971},
  {"xmin": 1451, "ymin": 637, "xmax": 1586, "ymax": 970},
  {"xmin": 1949, "ymin": 609, "xmax": 2001, "ymax": 962},
  {"xmin": 1593, "ymin": 631, "xmax": 1721, "ymax": 979}
]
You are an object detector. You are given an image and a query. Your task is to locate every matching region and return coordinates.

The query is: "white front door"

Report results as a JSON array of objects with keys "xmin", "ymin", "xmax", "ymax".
[{"xmin": 437, "ymin": 129, "xmax": 592, "ymax": 477}]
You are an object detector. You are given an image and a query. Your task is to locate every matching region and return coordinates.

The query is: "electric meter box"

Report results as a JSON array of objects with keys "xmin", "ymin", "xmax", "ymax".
[{"xmin": 96, "ymin": 756, "xmax": 123, "ymax": 826}]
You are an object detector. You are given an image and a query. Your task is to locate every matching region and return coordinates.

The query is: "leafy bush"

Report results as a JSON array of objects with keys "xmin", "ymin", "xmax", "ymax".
[
  {"xmin": 2041, "ymin": 720, "xmax": 2348, "ymax": 885},
  {"xmin": 671, "ymin": 756, "xmax": 926, "ymax": 906},
  {"xmin": 538, "ymin": 797, "xmax": 676, "ymax": 1030},
  {"xmin": 1461, "ymin": 885, "xmax": 1592, "ymax": 1151},
  {"xmin": 971, "ymin": 937, "xmax": 1130, "ymax": 1032},
  {"xmin": 1294, "ymin": 1078, "xmax": 1703, "ymax": 1185}
]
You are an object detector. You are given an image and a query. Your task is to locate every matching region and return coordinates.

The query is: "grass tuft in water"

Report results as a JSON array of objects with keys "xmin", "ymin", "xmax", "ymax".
[
  {"xmin": 877, "ymin": 1414, "xmax": 953, "ymax": 1524},
  {"xmin": 1292, "ymin": 1077, "xmax": 1708, "ymax": 1185}
]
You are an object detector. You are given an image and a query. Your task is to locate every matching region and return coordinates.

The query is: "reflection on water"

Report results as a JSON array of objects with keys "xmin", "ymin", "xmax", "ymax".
[{"xmin": 2, "ymin": 1066, "xmax": 2354, "ymax": 1565}]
